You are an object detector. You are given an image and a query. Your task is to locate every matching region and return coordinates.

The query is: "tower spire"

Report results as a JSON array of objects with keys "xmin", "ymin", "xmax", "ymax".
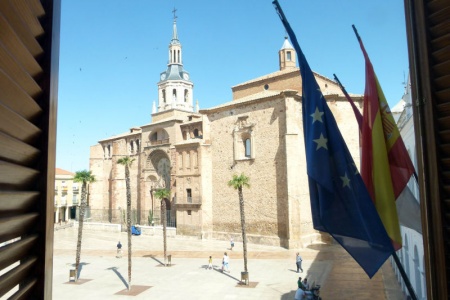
[{"xmin": 172, "ymin": 7, "xmax": 178, "ymax": 42}]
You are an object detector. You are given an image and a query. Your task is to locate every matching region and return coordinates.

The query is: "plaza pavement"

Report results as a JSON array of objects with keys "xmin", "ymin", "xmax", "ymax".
[{"xmin": 52, "ymin": 227, "xmax": 405, "ymax": 299}]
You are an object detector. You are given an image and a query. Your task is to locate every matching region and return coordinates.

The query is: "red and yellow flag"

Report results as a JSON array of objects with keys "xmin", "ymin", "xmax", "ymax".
[{"xmin": 357, "ymin": 32, "xmax": 415, "ymax": 251}]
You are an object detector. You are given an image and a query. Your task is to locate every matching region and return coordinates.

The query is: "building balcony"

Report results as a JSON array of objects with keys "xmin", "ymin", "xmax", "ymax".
[
  {"xmin": 175, "ymin": 196, "xmax": 202, "ymax": 208},
  {"xmin": 149, "ymin": 138, "xmax": 170, "ymax": 146}
]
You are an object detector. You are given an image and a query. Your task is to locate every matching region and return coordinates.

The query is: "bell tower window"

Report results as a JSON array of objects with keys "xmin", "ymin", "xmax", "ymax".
[{"xmin": 287, "ymin": 51, "xmax": 292, "ymax": 61}]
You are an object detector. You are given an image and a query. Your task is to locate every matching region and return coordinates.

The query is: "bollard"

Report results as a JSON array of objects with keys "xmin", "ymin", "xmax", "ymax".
[
  {"xmin": 167, "ymin": 254, "xmax": 172, "ymax": 266},
  {"xmin": 241, "ymin": 272, "xmax": 249, "ymax": 285},
  {"xmin": 69, "ymin": 269, "xmax": 76, "ymax": 281}
]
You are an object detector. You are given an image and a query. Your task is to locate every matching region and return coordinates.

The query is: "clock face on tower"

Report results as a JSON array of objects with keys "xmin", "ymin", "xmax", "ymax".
[
  {"xmin": 160, "ymin": 73, "xmax": 166, "ymax": 81},
  {"xmin": 183, "ymin": 73, "xmax": 189, "ymax": 80}
]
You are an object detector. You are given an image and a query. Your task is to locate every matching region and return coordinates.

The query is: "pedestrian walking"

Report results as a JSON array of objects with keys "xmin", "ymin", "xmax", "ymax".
[
  {"xmin": 208, "ymin": 256, "xmax": 213, "ymax": 270},
  {"xmin": 230, "ymin": 237, "xmax": 234, "ymax": 251},
  {"xmin": 222, "ymin": 252, "xmax": 230, "ymax": 273},
  {"xmin": 296, "ymin": 252, "xmax": 303, "ymax": 273},
  {"xmin": 116, "ymin": 241, "xmax": 122, "ymax": 258}
]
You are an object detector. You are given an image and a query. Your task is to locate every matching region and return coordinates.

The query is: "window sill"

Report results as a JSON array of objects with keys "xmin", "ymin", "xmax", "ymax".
[{"xmin": 234, "ymin": 157, "xmax": 255, "ymax": 162}]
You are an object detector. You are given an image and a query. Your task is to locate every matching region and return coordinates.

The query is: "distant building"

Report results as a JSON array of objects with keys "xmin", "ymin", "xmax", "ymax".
[
  {"xmin": 391, "ymin": 74, "xmax": 426, "ymax": 299},
  {"xmin": 54, "ymin": 168, "xmax": 79, "ymax": 223},
  {"xmin": 89, "ymin": 16, "xmax": 362, "ymax": 248}
]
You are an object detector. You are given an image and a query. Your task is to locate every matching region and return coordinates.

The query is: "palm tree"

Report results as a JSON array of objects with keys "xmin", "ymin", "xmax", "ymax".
[
  {"xmin": 117, "ymin": 156, "xmax": 135, "ymax": 290},
  {"xmin": 154, "ymin": 188, "xmax": 170, "ymax": 266},
  {"xmin": 73, "ymin": 170, "xmax": 96, "ymax": 281},
  {"xmin": 228, "ymin": 173, "xmax": 250, "ymax": 283}
]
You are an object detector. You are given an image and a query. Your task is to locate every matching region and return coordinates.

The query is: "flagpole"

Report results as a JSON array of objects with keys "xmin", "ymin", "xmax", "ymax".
[
  {"xmin": 333, "ymin": 73, "xmax": 363, "ymax": 129},
  {"xmin": 352, "ymin": 24, "xmax": 418, "ymax": 300},
  {"xmin": 392, "ymin": 252, "xmax": 418, "ymax": 300}
]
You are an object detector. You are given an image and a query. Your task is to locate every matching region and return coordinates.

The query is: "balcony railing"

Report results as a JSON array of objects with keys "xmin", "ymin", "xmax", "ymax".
[
  {"xmin": 175, "ymin": 196, "xmax": 201, "ymax": 206},
  {"xmin": 150, "ymin": 138, "xmax": 170, "ymax": 146}
]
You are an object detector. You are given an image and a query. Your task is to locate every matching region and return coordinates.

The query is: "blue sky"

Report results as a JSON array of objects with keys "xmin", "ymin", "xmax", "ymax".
[{"xmin": 57, "ymin": 0, "xmax": 409, "ymax": 172}]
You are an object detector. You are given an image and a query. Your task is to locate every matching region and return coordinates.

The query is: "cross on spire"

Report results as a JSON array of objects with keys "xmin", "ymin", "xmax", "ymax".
[{"xmin": 172, "ymin": 7, "xmax": 177, "ymax": 21}]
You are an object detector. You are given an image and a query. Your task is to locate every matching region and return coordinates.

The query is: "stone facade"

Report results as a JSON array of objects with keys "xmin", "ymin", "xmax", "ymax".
[{"xmin": 88, "ymin": 20, "xmax": 363, "ymax": 248}]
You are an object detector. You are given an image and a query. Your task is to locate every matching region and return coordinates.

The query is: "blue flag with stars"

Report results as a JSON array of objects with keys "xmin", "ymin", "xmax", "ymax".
[{"xmin": 273, "ymin": 0, "xmax": 394, "ymax": 278}]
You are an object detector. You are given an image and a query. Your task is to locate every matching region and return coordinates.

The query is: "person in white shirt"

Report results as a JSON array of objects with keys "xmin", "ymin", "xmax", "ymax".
[{"xmin": 222, "ymin": 252, "xmax": 230, "ymax": 273}]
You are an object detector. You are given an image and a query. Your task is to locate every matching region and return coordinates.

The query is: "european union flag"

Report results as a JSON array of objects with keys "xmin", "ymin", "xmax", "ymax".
[{"xmin": 273, "ymin": 0, "xmax": 394, "ymax": 278}]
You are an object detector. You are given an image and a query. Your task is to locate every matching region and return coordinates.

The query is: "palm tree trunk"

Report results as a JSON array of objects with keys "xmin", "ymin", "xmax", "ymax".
[
  {"xmin": 162, "ymin": 199, "xmax": 167, "ymax": 265},
  {"xmin": 125, "ymin": 165, "xmax": 132, "ymax": 290},
  {"xmin": 238, "ymin": 187, "xmax": 248, "ymax": 274},
  {"xmin": 75, "ymin": 182, "xmax": 87, "ymax": 281}
]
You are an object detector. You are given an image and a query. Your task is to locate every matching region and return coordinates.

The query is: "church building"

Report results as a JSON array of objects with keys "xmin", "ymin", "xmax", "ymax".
[{"xmin": 89, "ymin": 15, "xmax": 362, "ymax": 248}]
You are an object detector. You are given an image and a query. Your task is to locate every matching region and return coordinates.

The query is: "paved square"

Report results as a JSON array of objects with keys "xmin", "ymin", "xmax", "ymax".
[{"xmin": 53, "ymin": 227, "xmax": 404, "ymax": 299}]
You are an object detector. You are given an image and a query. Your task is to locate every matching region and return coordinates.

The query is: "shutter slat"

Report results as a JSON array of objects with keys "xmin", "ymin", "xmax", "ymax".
[
  {"xmin": 0, "ymin": 132, "xmax": 40, "ymax": 166},
  {"xmin": 0, "ymin": 192, "xmax": 38, "ymax": 214},
  {"xmin": 0, "ymin": 70, "xmax": 42, "ymax": 120},
  {"xmin": 439, "ymin": 130, "xmax": 450, "ymax": 144},
  {"xmin": 0, "ymin": 161, "xmax": 39, "ymax": 188},
  {"xmin": 0, "ymin": 14, "xmax": 42, "ymax": 77},
  {"xmin": 0, "ymin": 103, "xmax": 41, "ymax": 143},
  {"xmin": 432, "ymin": 58, "xmax": 450, "ymax": 78},
  {"xmin": 429, "ymin": 19, "xmax": 450, "ymax": 38},
  {"xmin": 436, "ymin": 88, "xmax": 450, "ymax": 104},
  {"xmin": 8, "ymin": 278, "xmax": 37, "ymax": 300},
  {"xmin": 428, "ymin": 5, "xmax": 450, "ymax": 26},
  {"xmin": 0, "ymin": 236, "xmax": 38, "ymax": 271},
  {"xmin": 27, "ymin": 0, "xmax": 45, "ymax": 18},
  {"xmin": 434, "ymin": 74, "xmax": 450, "ymax": 91},
  {"xmin": 0, "ymin": 214, "xmax": 39, "ymax": 244},
  {"xmin": 431, "ymin": 32, "xmax": 450, "ymax": 51},
  {"xmin": 0, "ymin": 257, "xmax": 37, "ymax": 299},
  {"xmin": 427, "ymin": 0, "xmax": 450, "ymax": 13},
  {"xmin": 9, "ymin": 0, "xmax": 44, "ymax": 37},
  {"xmin": 0, "ymin": 43, "xmax": 42, "ymax": 98},
  {"xmin": 0, "ymin": 2, "xmax": 42, "ymax": 57}
]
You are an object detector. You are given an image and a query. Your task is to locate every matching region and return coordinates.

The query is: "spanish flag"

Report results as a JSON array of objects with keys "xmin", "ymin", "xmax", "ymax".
[{"xmin": 355, "ymin": 26, "xmax": 415, "ymax": 250}]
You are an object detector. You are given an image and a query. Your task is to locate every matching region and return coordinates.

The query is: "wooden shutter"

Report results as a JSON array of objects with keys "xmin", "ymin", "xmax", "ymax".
[
  {"xmin": 404, "ymin": 0, "xmax": 450, "ymax": 299},
  {"xmin": 0, "ymin": 0, "xmax": 60, "ymax": 298}
]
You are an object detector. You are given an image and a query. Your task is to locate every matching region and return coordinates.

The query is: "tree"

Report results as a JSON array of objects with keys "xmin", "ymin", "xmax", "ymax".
[
  {"xmin": 73, "ymin": 170, "xmax": 96, "ymax": 281},
  {"xmin": 117, "ymin": 156, "xmax": 135, "ymax": 290},
  {"xmin": 154, "ymin": 188, "xmax": 171, "ymax": 266},
  {"xmin": 228, "ymin": 173, "xmax": 250, "ymax": 283}
]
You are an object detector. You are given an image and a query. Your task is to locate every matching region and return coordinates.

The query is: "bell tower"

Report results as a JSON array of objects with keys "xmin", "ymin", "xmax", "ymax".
[
  {"xmin": 155, "ymin": 8, "xmax": 194, "ymax": 114},
  {"xmin": 279, "ymin": 37, "xmax": 297, "ymax": 71}
]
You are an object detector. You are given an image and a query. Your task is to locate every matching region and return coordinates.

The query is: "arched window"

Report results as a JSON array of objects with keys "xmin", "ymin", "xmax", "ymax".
[
  {"xmin": 245, "ymin": 138, "xmax": 251, "ymax": 158},
  {"xmin": 173, "ymin": 89, "xmax": 177, "ymax": 101},
  {"xmin": 193, "ymin": 129, "xmax": 199, "ymax": 138},
  {"xmin": 136, "ymin": 139, "xmax": 140, "ymax": 152},
  {"xmin": 151, "ymin": 132, "xmax": 158, "ymax": 141},
  {"xmin": 177, "ymin": 50, "xmax": 180, "ymax": 63},
  {"xmin": 162, "ymin": 89, "xmax": 166, "ymax": 103},
  {"xmin": 129, "ymin": 141, "xmax": 134, "ymax": 154},
  {"xmin": 404, "ymin": 235, "xmax": 410, "ymax": 278},
  {"xmin": 287, "ymin": 51, "xmax": 292, "ymax": 61},
  {"xmin": 184, "ymin": 89, "xmax": 188, "ymax": 102},
  {"xmin": 414, "ymin": 246, "xmax": 422, "ymax": 299}
]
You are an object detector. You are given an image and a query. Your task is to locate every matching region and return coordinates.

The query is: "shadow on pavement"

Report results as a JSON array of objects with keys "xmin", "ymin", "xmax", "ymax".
[
  {"xmin": 213, "ymin": 267, "xmax": 240, "ymax": 282},
  {"xmin": 71, "ymin": 262, "xmax": 89, "ymax": 279},
  {"xmin": 144, "ymin": 255, "xmax": 165, "ymax": 266},
  {"xmin": 280, "ymin": 290, "xmax": 296, "ymax": 300},
  {"xmin": 107, "ymin": 267, "xmax": 128, "ymax": 289},
  {"xmin": 199, "ymin": 264, "xmax": 219, "ymax": 270}
]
